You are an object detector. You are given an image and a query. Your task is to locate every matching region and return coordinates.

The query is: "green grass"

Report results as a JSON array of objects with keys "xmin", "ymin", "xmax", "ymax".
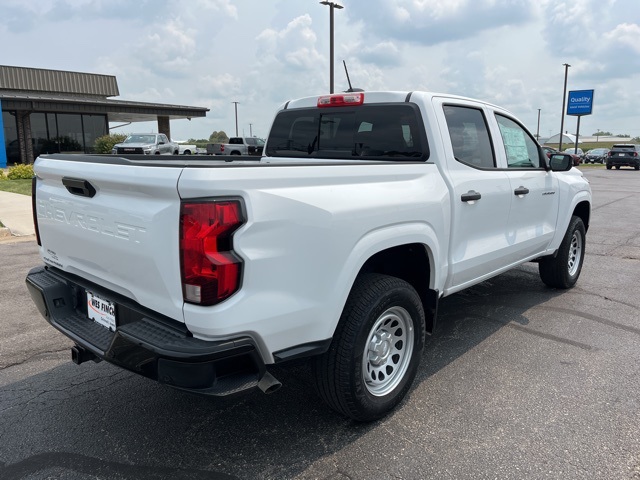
[{"xmin": 0, "ymin": 179, "xmax": 32, "ymax": 196}]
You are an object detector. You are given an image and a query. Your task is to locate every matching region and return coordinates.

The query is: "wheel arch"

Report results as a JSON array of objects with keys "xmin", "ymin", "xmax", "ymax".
[
  {"xmin": 573, "ymin": 200, "xmax": 590, "ymax": 232},
  {"xmin": 358, "ymin": 243, "xmax": 438, "ymax": 334}
]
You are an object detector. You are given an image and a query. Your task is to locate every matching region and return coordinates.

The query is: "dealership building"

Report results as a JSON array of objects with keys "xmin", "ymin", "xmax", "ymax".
[{"xmin": 1, "ymin": 65, "xmax": 208, "ymax": 167}]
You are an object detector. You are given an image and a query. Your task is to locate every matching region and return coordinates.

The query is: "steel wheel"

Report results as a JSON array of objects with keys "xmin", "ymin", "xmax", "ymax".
[
  {"xmin": 567, "ymin": 229, "xmax": 583, "ymax": 277},
  {"xmin": 539, "ymin": 215, "xmax": 586, "ymax": 289},
  {"xmin": 312, "ymin": 273, "xmax": 425, "ymax": 421},
  {"xmin": 362, "ymin": 306, "xmax": 414, "ymax": 397}
]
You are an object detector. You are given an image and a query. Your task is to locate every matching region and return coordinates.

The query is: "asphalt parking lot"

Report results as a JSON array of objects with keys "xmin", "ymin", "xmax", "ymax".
[{"xmin": 1, "ymin": 167, "xmax": 639, "ymax": 480}]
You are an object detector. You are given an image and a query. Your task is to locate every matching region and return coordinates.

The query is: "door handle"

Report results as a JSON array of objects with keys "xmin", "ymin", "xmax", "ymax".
[
  {"xmin": 461, "ymin": 190, "xmax": 481, "ymax": 202},
  {"xmin": 514, "ymin": 186, "xmax": 530, "ymax": 196}
]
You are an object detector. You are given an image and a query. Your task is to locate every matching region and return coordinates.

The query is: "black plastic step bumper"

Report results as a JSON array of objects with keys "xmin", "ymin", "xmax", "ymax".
[{"xmin": 25, "ymin": 265, "xmax": 266, "ymax": 396}]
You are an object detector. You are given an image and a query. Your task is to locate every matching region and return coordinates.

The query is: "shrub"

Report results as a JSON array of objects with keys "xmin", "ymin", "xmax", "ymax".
[
  {"xmin": 7, "ymin": 163, "xmax": 35, "ymax": 179},
  {"xmin": 94, "ymin": 133, "xmax": 128, "ymax": 154},
  {"xmin": 0, "ymin": 170, "xmax": 6, "ymax": 181}
]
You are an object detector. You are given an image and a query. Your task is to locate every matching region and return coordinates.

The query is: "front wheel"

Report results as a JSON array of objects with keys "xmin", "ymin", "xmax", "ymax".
[
  {"xmin": 312, "ymin": 274, "xmax": 425, "ymax": 421},
  {"xmin": 539, "ymin": 215, "xmax": 586, "ymax": 289}
]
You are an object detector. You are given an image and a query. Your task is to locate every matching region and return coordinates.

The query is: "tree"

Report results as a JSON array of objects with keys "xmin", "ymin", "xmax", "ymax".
[
  {"xmin": 209, "ymin": 131, "xmax": 229, "ymax": 143},
  {"xmin": 592, "ymin": 131, "xmax": 611, "ymax": 136},
  {"xmin": 94, "ymin": 133, "xmax": 127, "ymax": 154}
]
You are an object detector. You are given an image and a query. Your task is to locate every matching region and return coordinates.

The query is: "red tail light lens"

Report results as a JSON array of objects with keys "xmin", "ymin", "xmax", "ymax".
[
  {"xmin": 180, "ymin": 200, "xmax": 245, "ymax": 305},
  {"xmin": 317, "ymin": 93, "xmax": 364, "ymax": 107}
]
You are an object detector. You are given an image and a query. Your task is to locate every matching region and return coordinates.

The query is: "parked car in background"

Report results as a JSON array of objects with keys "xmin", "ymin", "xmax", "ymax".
[
  {"xmin": 542, "ymin": 146, "xmax": 559, "ymax": 158},
  {"xmin": 606, "ymin": 144, "xmax": 640, "ymax": 170},
  {"xmin": 112, "ymin": 133, "xmax": 179, "ymax": 155},
  {"xmin": 584, "ymin": 148, "xmax": 609, "ymax": 164},
  {"xmin": 562, "ymin": 148, "xmax": 583, "ymax": 166}
]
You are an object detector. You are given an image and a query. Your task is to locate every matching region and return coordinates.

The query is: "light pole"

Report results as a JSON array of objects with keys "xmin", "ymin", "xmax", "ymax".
[
  {"xmin": 249, "ymin": 123, "xmax": 253, "ymax": 137},
  {"xmin": 558, "ymin": 63, "xmax": 570, "ymax": 151},
  {"xmin": 536, "ymin": 108, "xmax": 541, "ymax": 140},
  {"xmin": 320, "ymin": 1, "xmax": 343, "ymax": 94},
  {"xmin": 232, "ymin": 101, "xmax": 240, "ymax": 137}
]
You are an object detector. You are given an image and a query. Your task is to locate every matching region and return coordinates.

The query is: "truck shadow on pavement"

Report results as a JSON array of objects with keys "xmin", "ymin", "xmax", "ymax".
[{"xmin": 1, "ymin": 263, "xmax": 573, "ymax": 480}]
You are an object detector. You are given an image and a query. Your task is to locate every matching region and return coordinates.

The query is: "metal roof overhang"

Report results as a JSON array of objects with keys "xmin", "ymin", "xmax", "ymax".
[{"xmin": 0, "ymin": 92, "xmax": 208, "ymax": 122}]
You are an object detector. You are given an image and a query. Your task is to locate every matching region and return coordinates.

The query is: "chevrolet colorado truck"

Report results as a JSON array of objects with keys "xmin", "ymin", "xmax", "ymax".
[
  {"xmin": 111, "ymin": 133, "xmax": 179, "ymax": 155},
  {"xmin": 206, "ymin": 136, "xmax": 265, "ymax": 155},
  {"xmin": 26, "ymin": 91, "xmax": 591, "ymax": 421}
]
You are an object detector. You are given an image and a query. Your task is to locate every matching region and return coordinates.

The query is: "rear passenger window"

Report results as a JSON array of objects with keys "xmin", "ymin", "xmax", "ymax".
[
  {"xmin": 443, "ymin": 105, "xmax": 495, "ymax": 169},
  {"xmin": 265, "ymin": 104, "xmax": 429, "ymax": 161},
  {"xmin": 495, "ymin": 114, "xmax": 543, "ymax": 169}
]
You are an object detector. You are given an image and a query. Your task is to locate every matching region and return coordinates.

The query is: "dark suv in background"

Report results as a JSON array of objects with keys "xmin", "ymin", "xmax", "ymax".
[{"xmin": 606, "ymin": 144, "xmax": 640, "ymax": 170}]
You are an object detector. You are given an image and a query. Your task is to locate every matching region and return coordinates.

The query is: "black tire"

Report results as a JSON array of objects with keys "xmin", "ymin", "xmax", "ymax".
[
  {"xmin": 606, "ymin": 164, "xmax": 612, "ymax": 170},
  {"xmin": 312, "ymin": 273, "xmax": 425, "ymax": 421},
  {"xmin": 539, "ymin": 215, "xmax": 586, "ymax": 289},
  {"xmin": 615, "ymin": 165, "xmax": 621, "ymax": 169},
  {"xmin": 183, "ymin": 150, "xmax": 191, "ymax": 155}
]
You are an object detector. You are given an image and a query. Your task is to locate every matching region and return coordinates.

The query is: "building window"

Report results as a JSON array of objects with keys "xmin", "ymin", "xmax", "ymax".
[
  {"xmin": 56, "ymin": 114, "xmax": 84, "ymax": 153},
  {"xmin": 82, "ymin": 115, "xmax": 108, "ymax": 153}
]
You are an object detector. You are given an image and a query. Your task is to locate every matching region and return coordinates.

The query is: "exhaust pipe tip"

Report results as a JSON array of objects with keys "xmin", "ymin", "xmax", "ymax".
[{"xmin": 257, "ymin": 371, "xmax": 282, "ymax": 394}]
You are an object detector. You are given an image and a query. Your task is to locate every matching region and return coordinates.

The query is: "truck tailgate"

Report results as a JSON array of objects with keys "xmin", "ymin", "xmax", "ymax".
[{"xmin": 33, "ymin": 156, "xmax": 185, "ymax": 323}]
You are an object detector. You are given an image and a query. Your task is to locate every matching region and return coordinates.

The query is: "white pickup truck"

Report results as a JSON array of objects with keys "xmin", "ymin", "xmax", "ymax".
[
  {"xmin": 111, "ymin": 133, "xmax": 179, "ymax": 155},
  {"xmin": 26, "ymin": 91, "xmax": 591, "ymax": 421},
  {"xmin": 206, "ymin": 136, "xmax": 265, "ymax": 156}
]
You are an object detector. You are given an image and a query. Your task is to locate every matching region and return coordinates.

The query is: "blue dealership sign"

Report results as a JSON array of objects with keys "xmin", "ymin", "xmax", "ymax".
[{"xmin": 567, "ymin": 89, "xmax": 594, "ymax": 116}]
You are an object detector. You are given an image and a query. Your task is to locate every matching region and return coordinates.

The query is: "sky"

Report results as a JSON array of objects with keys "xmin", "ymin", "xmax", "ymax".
[{"xmin": 1, "ymin": 0, "xmax": 639, "ymax": 142}]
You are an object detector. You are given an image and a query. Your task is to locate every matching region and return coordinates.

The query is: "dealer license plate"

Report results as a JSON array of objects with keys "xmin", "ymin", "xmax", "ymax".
[
  {"xmin": 87, "ymin": 291, "xmax": 117, "ymax": 331},
  {"xmin": 619, "ymin": 153, "xmax": 625, "ymax": 156}
]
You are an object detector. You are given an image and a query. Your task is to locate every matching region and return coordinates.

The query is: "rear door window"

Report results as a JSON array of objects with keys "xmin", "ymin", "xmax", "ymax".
[
  {"xmin": 265, "ymin": 104, "xmax": 429, "ymax": 160},
  {"xmin": 443, "ymin": 105, "xmax": 495, "ymax": 169}
]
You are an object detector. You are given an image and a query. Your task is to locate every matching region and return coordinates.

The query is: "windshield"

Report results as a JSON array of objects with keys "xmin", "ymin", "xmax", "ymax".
[
  {"xmin": 265, "ymin": 104, "xmax": 429, "ymax": 160},
  {"xmin": 125, "ymin": 135, "xmax": 156, "ymax": 144}
]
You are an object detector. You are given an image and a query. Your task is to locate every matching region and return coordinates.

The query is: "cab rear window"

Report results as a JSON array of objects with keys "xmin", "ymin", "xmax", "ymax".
[{"xmin": 265, "ymin": 104, "xmax": 429, "ymax": 160}]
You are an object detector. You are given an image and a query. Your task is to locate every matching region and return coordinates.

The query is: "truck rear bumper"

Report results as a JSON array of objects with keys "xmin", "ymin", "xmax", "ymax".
[{"xmin": 25, "ymin": 265, "xmax": 268, "ymax": 396}]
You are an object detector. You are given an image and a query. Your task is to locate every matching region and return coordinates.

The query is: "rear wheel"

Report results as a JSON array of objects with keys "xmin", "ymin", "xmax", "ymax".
[
  {"xmin": 312, "ymin": 274, "xmax": 425, "ymax": 421},
  {"xmin": 606, "ymin": 164, "xmax": 612, "ymax": 170},
  {"xmin": 539, "ymin": 215, "xmax": 586, "ymax": 289},
  {"xmin": 616, "ymin": 165, "xmax": 621, "ymax": 169}
]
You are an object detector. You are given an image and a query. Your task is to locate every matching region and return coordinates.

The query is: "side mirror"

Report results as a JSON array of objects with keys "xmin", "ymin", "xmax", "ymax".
[{"xmin": 549, "ymin": 154, "xmax": 573, "ymax": 171}]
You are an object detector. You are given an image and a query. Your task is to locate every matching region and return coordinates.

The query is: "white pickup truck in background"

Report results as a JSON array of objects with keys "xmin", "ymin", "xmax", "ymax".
[
  {"xmin": 177, "ymin": 143, "xmax": 197, "ymax": 155},
  {"xmin": 111, "ymin": 133, "xmax": 179, "ymax": 155},
  {"xmin": 206, "ymin": 136, "xmax": 265, "ymax": 155},
  {"xmin": 26, "ymin": 90, "xmax": 591, "ymax": 421}
]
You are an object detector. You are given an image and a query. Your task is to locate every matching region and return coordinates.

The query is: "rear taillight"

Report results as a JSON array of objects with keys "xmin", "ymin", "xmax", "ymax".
[
  {"xmin": 220, "ymin": 144, "xmax": 225, "ymax": 153},
  {"xmin": 180, "ymin": 200, "xmax": 245, "ymax": 306},
  {"xmin": 317, "ymin": 92, "xmax": 364, "ymax": 107},
  {"xmin": 31, "ymin": 176, "xmax": 41, "ymax": 246}
]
